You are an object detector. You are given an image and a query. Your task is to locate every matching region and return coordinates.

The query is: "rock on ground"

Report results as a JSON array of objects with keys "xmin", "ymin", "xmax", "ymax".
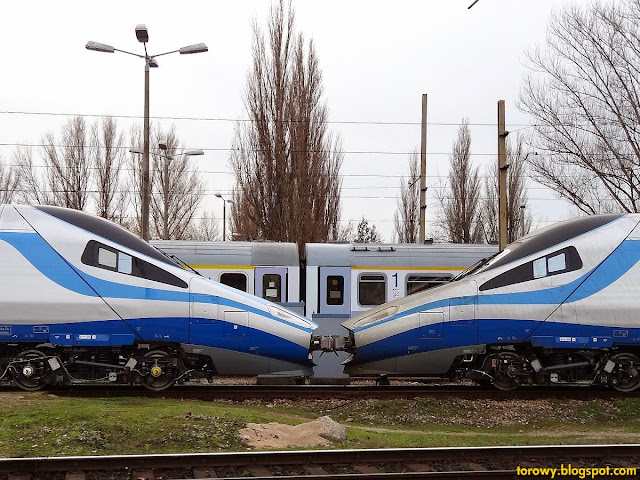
[{"xmin": 239, "ymin": 416, "xmax": 347, "ymax": 449}]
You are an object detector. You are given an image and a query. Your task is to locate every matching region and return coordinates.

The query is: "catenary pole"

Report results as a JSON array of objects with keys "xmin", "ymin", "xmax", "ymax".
[
  {"xmin": 419, "ymin": 94, "xmax": 428, "ymax": 244},
  {"xmin": 498, "ymin": 100, "xmax": 509, "ymax": 251}
]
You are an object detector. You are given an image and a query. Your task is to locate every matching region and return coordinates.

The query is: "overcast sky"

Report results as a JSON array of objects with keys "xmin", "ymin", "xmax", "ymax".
[{"xmin": 1, "ymin": 0, "xmax": 582, "ymax": 241}]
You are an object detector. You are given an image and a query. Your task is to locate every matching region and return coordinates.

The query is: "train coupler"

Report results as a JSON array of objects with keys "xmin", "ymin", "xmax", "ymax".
[{"xmin": 311, "ymin": 335, "xmax": 352, "ymax": 353}]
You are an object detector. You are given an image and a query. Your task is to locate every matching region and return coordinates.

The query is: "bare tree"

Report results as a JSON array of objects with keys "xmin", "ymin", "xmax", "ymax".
[
  {"xmin": 182, "ymin": 211, "xmax": 220, "ymax": 241},
  {"xmin": 0, "ymin": 157, "xmax": 20, "ymax": 204},
  {"xmin": 14, "ymin": 146, "xmax": 51, "ymax": 205},
  {"xmin": 127, "ymin": 125, "xmax": 145, "ymax": 236},
  {"xmin": 15, "ymin": 117, "xmax": 92, "ymax": 210},
  {"xmin": 92, "ymin": 117, "xmax": 128, "ymax": 224},
  {"xmin": 149, "ymin": 126, "xmax": 205, "ymax": 240},
  {"xmin": 42, "ymin": 116, "xmax": 92, "ymax": 210},
  {"xmin": 394, "ymin": 151, "xmax": 420, "ymax": 243},
  {"xmin": 229, "ymin": 187, "xmax": 261, "ymax": 241},
  {"xmin": 438, "ymin": 119, "xmax": 482, "ymax": 243},
  {"xmin": 482, "ymin": 138, "xmax": 534, "ymax": 243},
  {"xmin": 519, "ymin": 0, "xmax": 640, "ymax": 214},
  {"xmin": 229, "ymin": 0, "xmax": 343, "ymax": 257}
]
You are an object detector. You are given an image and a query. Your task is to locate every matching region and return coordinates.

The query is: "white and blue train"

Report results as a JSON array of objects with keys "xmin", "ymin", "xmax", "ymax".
[
  {"xmin": 0, "ymin": 205, "xmax": 318, "ymax": 391},
  {"xmin": 341, "ymin": 214, "xmax": 640, "ymax": 391}
]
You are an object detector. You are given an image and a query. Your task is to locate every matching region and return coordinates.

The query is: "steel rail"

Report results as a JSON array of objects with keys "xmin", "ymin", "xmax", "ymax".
[
  {"xmin": 1, "ymin": 444, "xmax": 639, "ymax": 473},
  {"xmin": 34, "ymin": 383, "xmax": 640, "ymax": 401},
  {"xmin": 210, "ymin": 471, "xmax": 519, "ymax": 479}
]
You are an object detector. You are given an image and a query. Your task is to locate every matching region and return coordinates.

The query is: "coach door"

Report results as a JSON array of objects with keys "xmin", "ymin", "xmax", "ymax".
[
  {"xmin": 255, "ymin": 267, "xmax": 288, "ymax": 303},
  {"xmin": 319, "ymin": 266, "xmax": 351, "ymax": 316}
]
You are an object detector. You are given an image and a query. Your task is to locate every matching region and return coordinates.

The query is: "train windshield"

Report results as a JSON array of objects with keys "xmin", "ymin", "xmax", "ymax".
[
  {"xmin": 474, "ymin": 214, "xmax": 623, "ymax": 275},
  {"xmin": 36, "ymin": 205, "xmax": 179, "ymax": 266}
]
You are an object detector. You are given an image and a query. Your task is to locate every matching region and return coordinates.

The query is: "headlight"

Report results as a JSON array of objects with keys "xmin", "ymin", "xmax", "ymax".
[
  {"xmin": 267, "ymin": 305, "xmax": 316, "ymax": 329},
  {"xmin": 351, "ymin": 305, "xmax": 399, "ymax": 328}
]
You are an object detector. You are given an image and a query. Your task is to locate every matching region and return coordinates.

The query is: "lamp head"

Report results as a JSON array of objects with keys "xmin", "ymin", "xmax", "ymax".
[
  {"xmin": 86, "ymin": 41, "xmax": 115, "ymax": 53},
  {"xmin": 135, "ymin": 24, "xmax": 149, "ymax": 43},
  {"xmin": 179, "ymin": 43, "xmax": 208, "ymax": 54},
  {"xmin": 184, "ymin": 149, "xmax": 204, "ymax": 156}
]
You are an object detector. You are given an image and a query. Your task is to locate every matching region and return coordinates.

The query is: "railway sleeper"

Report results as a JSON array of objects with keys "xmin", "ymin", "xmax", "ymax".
[{"xmin": 458, "ymin": 344, "xmax": 640, "ymax": 392}]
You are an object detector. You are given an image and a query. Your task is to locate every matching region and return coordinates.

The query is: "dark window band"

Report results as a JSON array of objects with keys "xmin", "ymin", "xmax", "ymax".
[
  {"xmin": 480, "ymin": 246, "xmax": 582, "ymax": 291},
  {"xmin": 82, "ymin": 240, "xmax": 187, "ymax": 288}
]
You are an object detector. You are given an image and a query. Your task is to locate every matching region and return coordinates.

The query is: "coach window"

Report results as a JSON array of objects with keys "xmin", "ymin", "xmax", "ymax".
[
  {"xmin": 117, "ymin": 252, "xmax": 132, "ymax": 274},
  {"xmin": 358, "ymin": 274, "xmax": 386, "ymax": 306},
  {"xmin": 263, "ymin": 274, "xmax": 282, "ymax": 302},
  {"xmin": 220, "ymin": 272, "xmax": 247, "ymax": 292},
  {"xmin": 97, "ymin": 247, "xmax": 117, "ymax": 270},
  {"xmin": 548, "ymin": 252, "xmax": 566, "ymax": 273},
  {"xmin": 406, "ymin": 274, "xmax": 452, "ymax": 295},
  {"xmin": 533, "ymin": 257, "xmax": 547, "ymax": 278},
  {"xmin": 326, "ymin": 275, "xmax": 345, "ymax": 306}
]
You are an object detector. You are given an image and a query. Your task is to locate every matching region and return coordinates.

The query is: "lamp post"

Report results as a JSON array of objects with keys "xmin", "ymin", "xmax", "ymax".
[
  {"xmin": 86, "ymin": 26, "xmax": 207, "ymax": 241},
  {"xmin": 215, "ymin": 193, "xmax": 233, "ymax": 241}
]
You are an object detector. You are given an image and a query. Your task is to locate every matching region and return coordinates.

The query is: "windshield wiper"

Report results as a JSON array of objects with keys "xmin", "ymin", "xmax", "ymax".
[
  {"xmin": 168, "ymin": 253, "xmax": 202, "ymax": 276},
  {"xmin": 452, "ymin": 252, "xmax": 500, "ymax": 282},
  {"xmin": 154, "ymin": 247, "xmax": 202, "ymax": 276}
]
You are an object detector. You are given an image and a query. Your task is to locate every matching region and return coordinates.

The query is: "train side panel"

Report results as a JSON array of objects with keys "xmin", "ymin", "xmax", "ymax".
[
  {"xmin": 0, "ymin": 205, "xmax": 136, "ymax": 346},
  {"xmin": 343, "ymin": 215, "xmax": 640, "ymax": 388}
]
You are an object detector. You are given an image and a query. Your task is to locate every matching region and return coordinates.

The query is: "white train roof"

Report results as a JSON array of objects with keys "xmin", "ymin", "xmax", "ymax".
[
  {"xmin": 150, "ymin": 240, "xmax": 300, "ymax": 267},
  {"xmin": 305, "ymin": 242, "xmax": 498, "ymax": 268}
]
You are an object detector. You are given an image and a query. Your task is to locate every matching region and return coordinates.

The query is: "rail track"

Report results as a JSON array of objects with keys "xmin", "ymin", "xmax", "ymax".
[
  {"xmin": 5, "ymin": 382, "xmax": 638, "ymax": 401},
  {"xmin": 1, "ymin": 445, "xmax": 638, "ymax": 479}
]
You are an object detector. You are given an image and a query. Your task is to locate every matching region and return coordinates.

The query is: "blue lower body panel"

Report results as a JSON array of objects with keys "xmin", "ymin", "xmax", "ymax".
[{"xmin": 350, "ymin": 318, "xmax": 640, "ymax": 368}]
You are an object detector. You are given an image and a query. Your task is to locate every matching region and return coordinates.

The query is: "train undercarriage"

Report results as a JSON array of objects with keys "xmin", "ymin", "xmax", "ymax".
[
  {"xmin": 0, "ymin": 343, "xmax": 214, "ymax": 391},
  {"xmin": 458, "ymin": 345, "xmax": 640, "ymax": 392}
]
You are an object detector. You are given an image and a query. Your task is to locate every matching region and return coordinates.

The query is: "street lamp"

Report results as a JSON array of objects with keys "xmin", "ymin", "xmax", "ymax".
[
  {"xmin": 86, "ymin": 26, "xmax": 207, "ymax": 241},
  {"xmin": 158, "ymin": 143, "xmax": 203, "ymax": 240},
  {"xmin": 215, "ymin": 193, "xmax": 234, "ymax": 241}
]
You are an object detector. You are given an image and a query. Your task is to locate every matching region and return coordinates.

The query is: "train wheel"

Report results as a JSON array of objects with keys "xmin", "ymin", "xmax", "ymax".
[
  {"xmin": 10, "ymin": 349, "xmax": 51, "ymax": 391},
  {"xmin": 490, "ymin": 352, "xmax": 522, "ymax": 391},
  {"xmin": 141, "ymin": 350, "xmax": 178, "ymax": 391},
  {"xmin": 608, "ymin": 353, "xmax": 640, "ymax": 392}
]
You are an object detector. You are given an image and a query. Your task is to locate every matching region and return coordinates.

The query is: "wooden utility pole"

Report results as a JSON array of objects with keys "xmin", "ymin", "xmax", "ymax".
[
  {"xmin": 498, "ymin": 100, "xmax": 509, "ymax": 251},
  {"xmin": 419, "ymin": 94, "xmax": 427, "ymax": 244}
]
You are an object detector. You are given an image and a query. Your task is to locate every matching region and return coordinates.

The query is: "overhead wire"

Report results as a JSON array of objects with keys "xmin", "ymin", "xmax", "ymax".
[{"xmin": 0, "ymin": 110, "xmax": 535, "ymax": 128}]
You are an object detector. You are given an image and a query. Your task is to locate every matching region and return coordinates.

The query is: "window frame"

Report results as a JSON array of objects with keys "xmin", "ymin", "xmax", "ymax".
[
  {"xmin": 262, "ymin": 273, "xmax": 282, "ymax": 302},
  {"xmin": 326, "ymin": 275, "xmax": 345, "ymax": 306},
  {"xmin": 219, "ymin": 272, "xmax": 248, "ymax": 292},
  {"xmin": 357, "ymin": 273, "xmax": 387, "ymax": 307},
  {"xmin": 405, "ymin": 273, "xmax": 453, "ymax": 296}
]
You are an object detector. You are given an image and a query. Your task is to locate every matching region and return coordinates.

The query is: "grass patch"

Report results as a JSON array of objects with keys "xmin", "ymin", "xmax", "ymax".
[{"xmin": 1, "ymin": 392, "xmax": 640, "ymax": 458}]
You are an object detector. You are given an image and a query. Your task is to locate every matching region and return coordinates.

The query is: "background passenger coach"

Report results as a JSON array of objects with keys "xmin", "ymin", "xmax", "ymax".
[{"xmin": 153, "ymin": 239, "xmax": 498, "ymax": 379}]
